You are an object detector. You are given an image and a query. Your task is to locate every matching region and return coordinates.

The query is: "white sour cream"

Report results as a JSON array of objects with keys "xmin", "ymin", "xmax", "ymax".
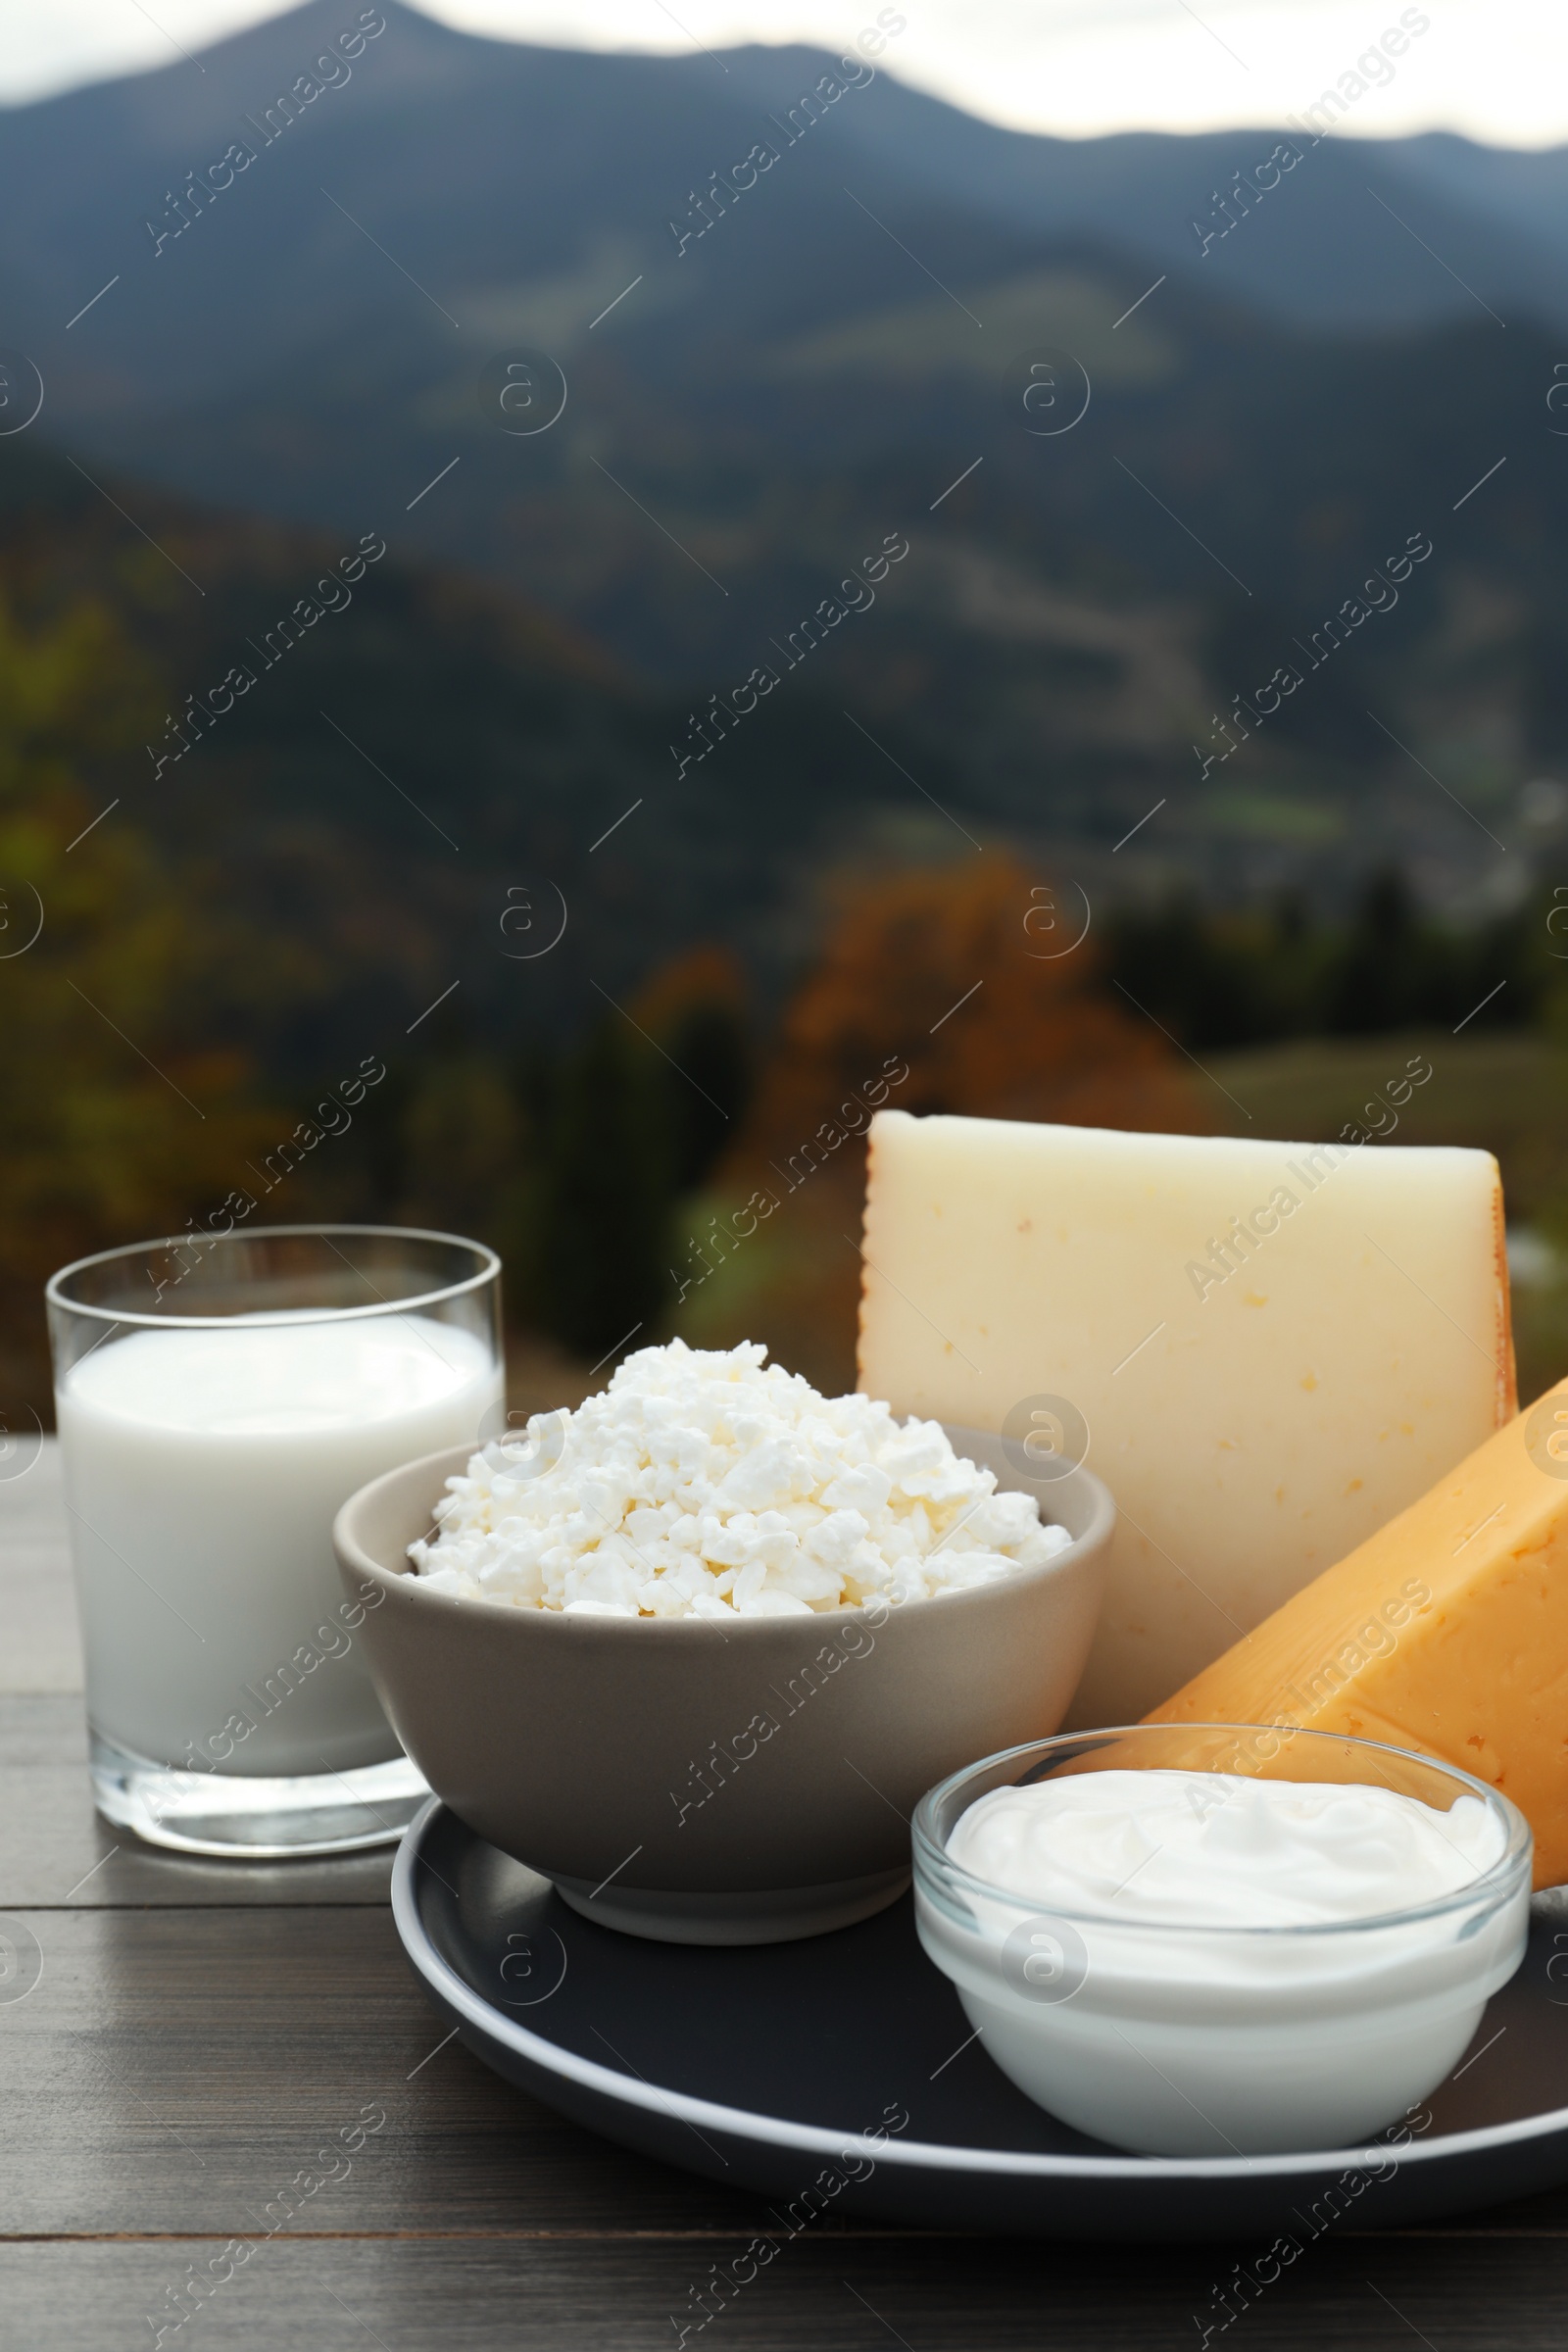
[
  {"xmin": 915, "ymin": 1765, "xmax": 1529, "ymax": 2157},
  {"xmin": 948, "ymin": 1770, "xmax": 1506, "ymax": 1931}
]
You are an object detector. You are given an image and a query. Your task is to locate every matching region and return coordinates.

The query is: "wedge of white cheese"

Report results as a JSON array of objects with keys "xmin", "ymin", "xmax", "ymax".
[{"xmin": 857, "ymin": 1107, "xmax": 1513, "ymax": 1726}]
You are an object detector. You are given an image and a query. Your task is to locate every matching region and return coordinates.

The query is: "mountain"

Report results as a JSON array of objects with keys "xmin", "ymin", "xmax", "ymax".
[
  {"xmin": 3, "ymin": 2, "xmax": 1567, "ymax": 913},
  {"xmin": 0, "ymin": 435, "xmax": 948, "ymax": 1066},
  {"xmin": 6, "ymin": 3, "xmax": 1568, "ymax": 368}
]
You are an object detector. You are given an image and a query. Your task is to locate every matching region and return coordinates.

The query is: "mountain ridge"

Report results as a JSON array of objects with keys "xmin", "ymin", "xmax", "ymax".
[{"xmin": 4, "ymin": 0, "xmax": 1566, "ymax": 918}]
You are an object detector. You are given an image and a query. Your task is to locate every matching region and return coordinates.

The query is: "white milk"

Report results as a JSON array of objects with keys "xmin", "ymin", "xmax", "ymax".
[{"xmin": 58, "ymin": 1314, "xmax": 502, "ymax": 1776}]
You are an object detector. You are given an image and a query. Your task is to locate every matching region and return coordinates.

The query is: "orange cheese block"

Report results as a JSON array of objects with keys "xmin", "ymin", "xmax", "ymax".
[{"xmin": 1146, "ymin": 1380, "xmax": 1568, "ymax": 1886}]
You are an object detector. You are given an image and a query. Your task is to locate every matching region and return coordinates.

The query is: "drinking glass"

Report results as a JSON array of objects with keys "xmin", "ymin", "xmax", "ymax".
[{"xmin": 46, "ymin": 1225, "xmax": 504, "ymax": 1856}]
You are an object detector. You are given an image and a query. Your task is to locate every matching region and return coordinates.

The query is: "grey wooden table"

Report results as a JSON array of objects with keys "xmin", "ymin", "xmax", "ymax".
[{"xmin": 4, "ymin": 1446, "xmax": 1566, "ymax": 2350}]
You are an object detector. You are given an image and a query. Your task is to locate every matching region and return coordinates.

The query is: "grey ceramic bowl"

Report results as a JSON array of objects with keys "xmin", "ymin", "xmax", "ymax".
[{"xmin": 333, "ymin": 1424, "xmax": 1113, "ymax": 1946}]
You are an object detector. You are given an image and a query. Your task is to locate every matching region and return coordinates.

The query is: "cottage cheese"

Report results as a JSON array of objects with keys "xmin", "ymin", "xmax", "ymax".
[{"xmin": 408, "ymin": 1338, "xmax": 1070, "ymax": 1618}]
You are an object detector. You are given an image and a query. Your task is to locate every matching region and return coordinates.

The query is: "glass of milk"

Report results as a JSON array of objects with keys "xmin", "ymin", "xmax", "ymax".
[{"xmin": 47, "ymin": 1225, "xmax": 504, "ymax": 1857}]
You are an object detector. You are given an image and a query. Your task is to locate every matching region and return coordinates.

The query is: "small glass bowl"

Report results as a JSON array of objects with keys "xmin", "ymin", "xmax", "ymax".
[{"xmin": 912, "ymin": 1723, "xmax": 1532, "ymax": 2156}]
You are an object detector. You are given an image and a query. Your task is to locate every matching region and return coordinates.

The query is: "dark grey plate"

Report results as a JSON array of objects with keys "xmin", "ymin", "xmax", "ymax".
[{"xmin": 392, "ymin": 1799, "xmax": 1568, "ymax": 2240}]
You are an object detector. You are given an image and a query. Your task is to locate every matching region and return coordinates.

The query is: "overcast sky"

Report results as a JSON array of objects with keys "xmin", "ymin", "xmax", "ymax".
[{"xmin": 6, "ymin": 0, "xmax": 1563, "ymax": 144}]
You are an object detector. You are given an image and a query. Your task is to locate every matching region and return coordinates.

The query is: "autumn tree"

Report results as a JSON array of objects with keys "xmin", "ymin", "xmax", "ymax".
[
  {"xmin": 0, "ymin": 591, "xmax": 280, "ymax": 1405},
  {"xmin": 670, "ymin": 854, "xmax": 1207, "ymax": 1393},
  {"xmin": 742, "ymin": 852, "xmax": 1205, "ymax": 1157}
]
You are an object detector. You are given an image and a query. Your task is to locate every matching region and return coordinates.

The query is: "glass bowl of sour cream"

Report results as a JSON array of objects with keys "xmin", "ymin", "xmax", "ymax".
[{"xmin": 912, "ymin": 1723, "xmax": 1532, "ymax": 2157}]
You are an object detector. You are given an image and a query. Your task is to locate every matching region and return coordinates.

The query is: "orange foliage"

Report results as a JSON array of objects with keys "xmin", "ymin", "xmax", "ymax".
[
  {"xmin": 674, "ymin": 858, "xmax": 1210, "ymax": 1392},
  {"xmin": 630, "ymin": 944, "xmax": 747, "ymax": 1036},
  {"xmin": 730, "ymin": 854, "xmax": 1207, "ymax": 1175}
]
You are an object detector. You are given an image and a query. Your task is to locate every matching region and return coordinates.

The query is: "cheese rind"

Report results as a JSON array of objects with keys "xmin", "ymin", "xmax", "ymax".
[
  {"xmin": 857, "ymin": 1109, "xmax": 1512, "ymax": 1724},
  {"xmin": 1145, "ymin": 1382, "xmax": 1568, "ymax": 1887}
]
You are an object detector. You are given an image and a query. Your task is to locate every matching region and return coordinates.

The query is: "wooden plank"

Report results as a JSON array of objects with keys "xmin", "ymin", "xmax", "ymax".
[
  {"xmin": 2, "ymin": 1901, "xmax": 1566, "ymax": 2247},
  {"xmin": 3, "ymin": 2232, "xmax": 1568, "ymax": 2352},
  {"xmin": 0, "ymin": 1698, "xmax": 393, "ymax": 1907},
  {"xmin": 0, "ymin": 1903, "xmax": 773, "ymax": 2238}
]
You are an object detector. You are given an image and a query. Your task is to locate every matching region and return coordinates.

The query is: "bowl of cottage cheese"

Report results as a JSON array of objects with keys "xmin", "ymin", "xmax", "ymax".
[{"xmin": 333, "ymin": 1338, "xmax": 1113, "ymax": 1944}]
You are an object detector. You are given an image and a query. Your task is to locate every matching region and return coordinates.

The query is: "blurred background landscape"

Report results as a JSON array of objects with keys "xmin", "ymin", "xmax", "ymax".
[{"xmin": 4, "ymin": 0, "xmax": 1568, "ymax": 1421}]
